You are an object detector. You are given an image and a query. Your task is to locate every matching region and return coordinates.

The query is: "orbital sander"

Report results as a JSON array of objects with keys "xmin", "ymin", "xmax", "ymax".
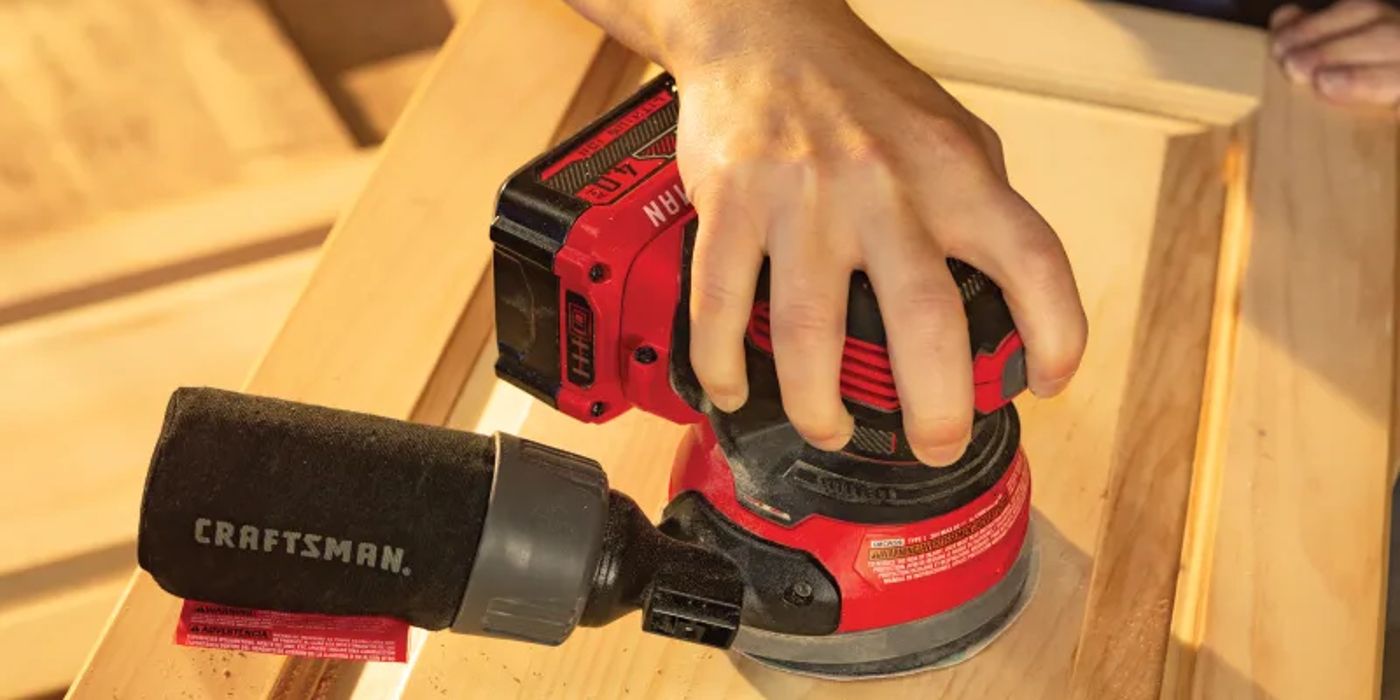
[
  {"xmin": 490, "ymin": 73, "xmax": 1035, "ymax": 676},
  {"xmin": 135, "ymin": 74, "xmax": 1036, "ymax": 679}
]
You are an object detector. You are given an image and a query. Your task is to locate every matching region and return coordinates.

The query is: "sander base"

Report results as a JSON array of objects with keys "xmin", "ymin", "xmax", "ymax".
[{"xmin": 733, "ymin": 521, "xmax": 1039, "ymax": 680}]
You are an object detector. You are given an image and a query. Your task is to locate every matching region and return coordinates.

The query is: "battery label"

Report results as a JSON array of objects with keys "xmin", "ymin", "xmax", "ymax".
[
  {"xmin": 854, "ymin": 454, "xmax": 1028, "ymax": 588},
  {"xmin": 539, "ymin": 86, "xmax": 679, "ymax": 204},
  {"xmin": 175, "ymin": 600, "xmax": 409, "ymax": 662}
]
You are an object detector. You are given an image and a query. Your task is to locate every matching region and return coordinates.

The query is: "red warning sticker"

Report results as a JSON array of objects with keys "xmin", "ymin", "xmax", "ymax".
[
  {"xmin": 175, "ymin": 600, "xmax": 409, "ymax": 662},
  {"xmin": 855, "ymin": 456, "xmax": 1028, "ymax": 587}
]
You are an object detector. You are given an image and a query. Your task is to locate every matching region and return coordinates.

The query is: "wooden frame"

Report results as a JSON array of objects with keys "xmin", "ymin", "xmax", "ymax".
[{"xmin": 69, "ymin": 1, "xmax": 1397, "ymax": 698}]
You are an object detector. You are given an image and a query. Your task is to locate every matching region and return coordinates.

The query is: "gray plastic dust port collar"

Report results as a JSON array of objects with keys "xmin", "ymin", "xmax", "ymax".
[{"xmin": 450, "ymin": 433, "xmax": 610, "ymax": 645}]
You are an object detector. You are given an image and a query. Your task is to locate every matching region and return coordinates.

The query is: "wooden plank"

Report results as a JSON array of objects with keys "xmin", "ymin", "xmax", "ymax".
[
  {"xmin": 341, "ymin": 49, "xmax": 442, "ymax": 141},
  {"xmin": 67, "ymin": 1, "xmax": 608, "ymax": 696},
  {"xmin": 260, "ymin": 0, "xmax": 454, "ymax": 143},
  {"xmin": 1066, "ymin": 127, "xmax": 1233, "ymax": 700},
  {"xmin": 0, "ymin": 152, "xmax": 374, "ymax": 327},
  {"xmin": 2, "ymin": 575, "xmax": 129, "ymax": 698},
  {"xmin": 850, "ymin": 0, "xmax": 1263, "ymax": 125},
  {"xmin": 244, "ymin": 0, "xmax": 603, "ymax": 420},
  {"xmin": 399, "ymin": 80, "xmax": 1220, "ymax": 699},
  {"xmin": 1172, "ymin": 70, "xmax": 1399, "ymax": 699},
  {"xmin": 1161, "ymin": 118, "xmax": 1258, "ymax": 700},
  {"xmin": 0, "ymin": 0, "xmax": 352, "ymax": 238},
  {"xmin": 0, "ymin": 252, "xmax": 316, "ymax": 699}
]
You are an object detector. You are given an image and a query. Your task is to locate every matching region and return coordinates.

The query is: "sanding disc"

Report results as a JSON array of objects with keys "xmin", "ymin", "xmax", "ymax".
[{"xmin": 733, "ymin": 518, "xmax": 1040, "ymax": 680}]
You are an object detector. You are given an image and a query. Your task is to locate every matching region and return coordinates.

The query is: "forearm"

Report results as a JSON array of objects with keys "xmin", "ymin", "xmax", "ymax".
[{"xmin": 562, "ymin": 0, "xmax": 853, "ymax": 74}]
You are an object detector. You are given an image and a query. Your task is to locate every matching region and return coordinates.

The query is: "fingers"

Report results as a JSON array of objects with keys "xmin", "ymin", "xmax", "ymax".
[
  {"xmin": 688, "ymin": 181, "xmax": 767, "ymax": 412},
  {"xmin": 862, "ymin": 205, "xmax": 973, "ymax": 466},
  {"xmin": 1316, "ymin": 63, "xmax": 1400, "ymax": 107},
  {"xmin": 1270, "ymin": 4, "xmax": 1306, "ymax": 31},
  {"xmin": 1271, "ymin": 0, "xmax": 1392, "ymax": 58},
  {"xmin": 904, "ymin": 145, "xmax": 1086, "ymax": 398},
  {"xmin": 962, "ymin": 193, "xmax": 1085, "ymax": 397},
  {"xmin": 767, "ymin": 194, "xmax": 857, "ymax": 451},
  {"xmin": 1279, "ymin": 20, "xmax": 1400, "ymax": 84}
]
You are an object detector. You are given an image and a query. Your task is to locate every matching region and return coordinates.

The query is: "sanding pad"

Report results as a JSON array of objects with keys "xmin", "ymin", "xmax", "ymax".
[{"xmin": 733, "ymin": 519, "xmax": 1039, "ymax": 680}]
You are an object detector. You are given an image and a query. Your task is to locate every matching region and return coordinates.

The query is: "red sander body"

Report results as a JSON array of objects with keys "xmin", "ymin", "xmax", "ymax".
[{"xmin": 490, "ymin": 74, "xmax": 1037, "ymax": 677}]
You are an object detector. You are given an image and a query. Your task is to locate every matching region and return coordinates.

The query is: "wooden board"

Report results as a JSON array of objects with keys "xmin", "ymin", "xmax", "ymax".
[
  {"xmin": 849, "ymin": 0, "xmax": 1264, "ymax": 125},
  {"xmin": 0, "ymin": 151, "xmax": 372, "ymax": 697},
  {"xmin": 68, "ymin": 2, "xmax": 1399, "ymax": 698},
  {"xmin": 0, "ymin": 252, "xmax": 316, "ymax": 699},
  {"xmin": 0, "ymin": 152, "xmax": 373, "ymax": 326},
  {"xmin": 398, "ymin": 78, "xmax": 1222, "ymax": 700},
  {"xmin": 67, "ymin": 1, "xmax": 610, "ymax": 696},
  {"xmin": 260, "ymin": 0, "xmax": 454, "ymax": 143},
  {"xmin": 0, "ymin": 0, "xmax": 351, "ymax": 238},
  {"xmin": 1167, "ymin": 69, "xmax": 1399, "ymax": 700}
]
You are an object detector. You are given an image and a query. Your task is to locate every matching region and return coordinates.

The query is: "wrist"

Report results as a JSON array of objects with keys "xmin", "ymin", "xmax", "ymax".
[
  {"xmin": 666, "ymin": 0, "xmax": 857, "ymax": 74},
  {"xmin": 570, "ymin": 0, "xmax": 855, "ymax": 77}
]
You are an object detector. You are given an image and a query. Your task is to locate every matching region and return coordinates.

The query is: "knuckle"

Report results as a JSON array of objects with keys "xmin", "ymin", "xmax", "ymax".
[
  {"xmin": 976, "ymin": 120, "xmax": 1004, "ymax": 155},
  {"xmin": 1291, "ymin": 46, "xmax": 1320, "ymax": 64},
  {"xmin": 680, "ymin": 166, "xmax": 735, "ymax": 210},
  {"xmin": 1012, "ymin": 231, "xmax": 1070, "ymax": 284},
  {"xmin": 838, "ymin": 127, "xmax": 895, "ymax": 167},
  {"xmin": 909, "ymin": 116, "xmax": 1003, "ymax": 180},
  {"xmin": 771, "ymin": 299, "xmax": 842, "ymax": 339},
  {"xmin": 893, "ymin": 277, "xmax": 963, "ymax": 315},
  {"xmin": 1343, "ymin": 0, "xmax": 1386, "ymax": 18},
  {"xmin": 690, "ymin": 272, "xmax": 751, "ymax": 321},
  {"xmin": 917, "ymin": 117, "xmax": 984, "ymax": 159},
  {"xmin": 844, "ymin": 130, "xmax": 884, "ymax": 160}
]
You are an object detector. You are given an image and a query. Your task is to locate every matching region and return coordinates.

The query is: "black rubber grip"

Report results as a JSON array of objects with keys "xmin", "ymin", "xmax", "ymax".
[{"xmin": 138, "ymin": 388, "xmax": 495, "ymax": 630}]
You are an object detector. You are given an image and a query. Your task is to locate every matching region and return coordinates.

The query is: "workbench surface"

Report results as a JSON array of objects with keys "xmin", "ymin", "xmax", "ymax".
[{"xmin": 69, "ymin": 2, "xmax": 1398, "ymax": 698}]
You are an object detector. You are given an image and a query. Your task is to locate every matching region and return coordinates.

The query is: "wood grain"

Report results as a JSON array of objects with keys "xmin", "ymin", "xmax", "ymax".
[
  {"xmin": 260, "ymin": 0, "xmax": 454, "ymax": 143},
  {"xmin": 0, "ymin": 0, "xmax": 351, "ymax": 237},
  {"xmin": 0, "ymin": 152, "xmax": 373, "ymax": 326},
  {"xmin": 67, "ymin": 3, "xmax": 1400, "ymax": 697},
  {"xmin": 0, "ymin": 253, "xmax": 316, "ymax": 698},
  {"xmin": 68, "ymin": 1, "xmax": 608, "ymax": 696},
  {"xmin": 244, "ymin": 0, "xmax": 603, "ymax": 420},
  {"xmin": 1177, "ymin": 69, "xmax": 1399, "ymax": 700},
  {"xmin": 400, "ymin": 80, "xmax": 1220, "ymax": 699},
  {"xmin": 849, "ymin": 0, "xmax": 1263, "ymax": 125},
  {"xmin": 1067, "ymin": 127, "xmax": 1234, "ymax": 700}
]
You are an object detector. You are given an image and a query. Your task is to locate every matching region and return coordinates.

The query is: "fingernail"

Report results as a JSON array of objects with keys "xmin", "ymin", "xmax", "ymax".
[
  {"xmin": 914, "ymin": 434, "xmax": 971, "ymax": 468},
  {"xmin": 1284, "ymin": 56, "xmax": 1309, "ymax": 84},
  {"xmin": 1269, "ymin": 5, "xmax": 1302, "ymax": 30},
  {"xmin": 710, "ymin": 390, "xmax": 748, "ymax": 413},
  {"xmin": 1316, "ymin": 70, "xmax": 1347, "ymax": 96}
]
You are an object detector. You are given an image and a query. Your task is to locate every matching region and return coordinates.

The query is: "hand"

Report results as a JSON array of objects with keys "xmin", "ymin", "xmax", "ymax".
[
  {"xmin": 1271, "ymin": 0, "xmax": 1400, "ymax": 111},
  {"xmin": 567, "ymin": 0, "xmax": 1087, "ymax": 465}
]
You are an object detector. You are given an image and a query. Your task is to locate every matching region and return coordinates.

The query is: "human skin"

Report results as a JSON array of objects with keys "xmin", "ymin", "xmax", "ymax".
[
  {"xmin": 1272, "ymin": 0, "xmax": 1400, "ymax": 112},
  {"xmin": 563, "ymin": 0, "xmax": 1089, "ymax": 465}
]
